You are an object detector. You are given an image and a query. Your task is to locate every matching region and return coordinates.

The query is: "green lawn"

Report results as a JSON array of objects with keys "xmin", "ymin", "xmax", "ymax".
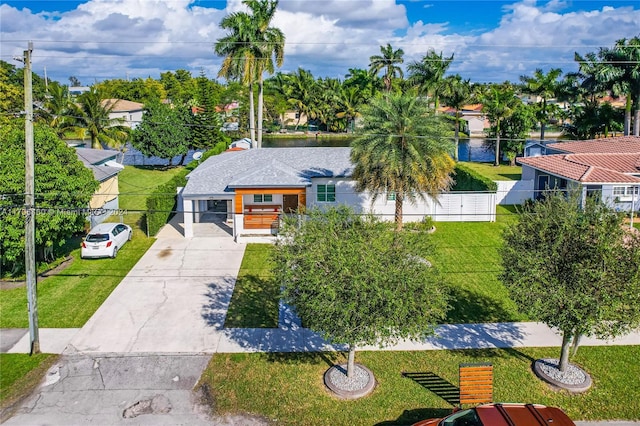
[
  {"xmin": 459, "ymin": 162, "xmax": 522, "ymax": 181},
  {"xmin": 224, "ymin": 244, "xmax": 278, "ymax": 328},
  {"xmin": 113, "ymin": 165, "xmax": 185, "ymax": 230},
  {"xmin": 0, "ymin": 165, "xmax": 181, "ymax": 328},
  {"xmin": 0, "ymin": 354, "xmax": 57, "ymax": 406},
  {"xmin": 225, "ymin": 206, "xmax": 524, "ymax": 326},
  {"xmin": 199, "ymin": 345, "xmax": 640, "ymax": 425}
]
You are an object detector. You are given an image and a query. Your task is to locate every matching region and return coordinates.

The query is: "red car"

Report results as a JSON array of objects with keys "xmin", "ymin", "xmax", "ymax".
[{"xmin": 413, "ymin": 403, "xmax": 575, "ymax": 426}]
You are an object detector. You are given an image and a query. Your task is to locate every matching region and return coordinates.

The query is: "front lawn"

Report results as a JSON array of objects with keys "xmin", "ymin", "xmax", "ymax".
[
  {"xmin": 0, "ymin": 354, "xmax": 57, "ymax": 408},
  {"xmin": 0, "ymin": 165, "xmax": 180, "ymax": 328},
  {"xmin": 199, "ymin": 345, "xmax": 640, "ymax": 425},
  {"xmin": 459, "ymin": 162, "xmax": 522, "ymax": 181},
  {"xmin": 224, "ymin": 206, "xmax": 524, "ymax": 327}
]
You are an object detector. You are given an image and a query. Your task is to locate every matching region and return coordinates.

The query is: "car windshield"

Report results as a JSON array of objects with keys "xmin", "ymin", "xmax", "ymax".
[
  {"xmin": 86, "ymin": 233, "xmax": 110, "ymax": 242},
  {"xmin": 441, "ymin": 409, "xmax": 482, "ymax": 426}
]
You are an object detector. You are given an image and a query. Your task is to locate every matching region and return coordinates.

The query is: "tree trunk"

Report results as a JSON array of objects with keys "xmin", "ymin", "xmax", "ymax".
[
  {"xmin": 540, "ymin": 99, "xmax": 546, "ymax": 141},
  {"xmin": 248, "ymin": 82, "xmax": 256, "ymax": 148},
  {"xmin": 624, "ymin": 96, "xmax": 632, "ymax": 136},
  {"xmin": 559, "ymin": 331, "xmax": 572, "ymax": 373},
  {"xmin": 454, "ymin": 112, "xmax": 459, "ymax": 162},
  {"xmin": 91, "ymin": 134, "xmax": 101, "ymax": 150},
  {"xmin": 570, "ymin": 333, "xmax": 582, "ymax": 359},
  {"xmin": 347, "ymin": 345, "xmax": 356, "ymax": 379},
  {"xmin": 634, "ymin": 90, "xmax": 639, "ymax": 136},
  {"xmin": 257, "ymin": 76, "xmax": 264, "ymax": 149},
  {"xmin": 494, "ymin": 124, "xmax": 501, "ymax": 167},
  {"xmin": 395, "ymin": 192, "xmax": 404, "ymax": 231}
]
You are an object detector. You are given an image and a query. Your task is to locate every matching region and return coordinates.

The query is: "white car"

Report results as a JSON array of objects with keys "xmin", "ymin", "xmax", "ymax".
[{"xmin": 81, "ymin": 223, "xmax": 132, "ymax": 259}]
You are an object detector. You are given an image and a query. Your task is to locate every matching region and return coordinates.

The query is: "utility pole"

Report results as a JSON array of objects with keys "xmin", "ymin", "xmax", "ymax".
[{"xmin": 24, "ymin": 41, "xmax": 40, "ymax": 355}]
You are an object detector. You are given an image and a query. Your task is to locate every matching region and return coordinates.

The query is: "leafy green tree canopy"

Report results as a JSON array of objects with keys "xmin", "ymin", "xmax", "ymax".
[
  {"xmin": 131, "ymin": 101, "xmax": 192, "ymax": 166},
  {"xmin": 0, "ymin": 124, "xmax": 98, "ymax": 274},
  {"xmin": 273, "ymin": 206, "xmax": 449, "ymax": 377},
  {"xmin": 501, "ymin": 191, "xmax": 640, "ymax": 372}
]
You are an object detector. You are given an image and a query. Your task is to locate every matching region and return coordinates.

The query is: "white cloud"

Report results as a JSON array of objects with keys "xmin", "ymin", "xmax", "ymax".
[{"xmin": 0, "ymin": 0, "xmax": 638, "ymax": 85}]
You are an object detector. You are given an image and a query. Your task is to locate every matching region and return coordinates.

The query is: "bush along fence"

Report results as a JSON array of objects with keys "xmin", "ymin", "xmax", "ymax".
[
  {"xmin": 146, "ymin": 170, "xmax": 189, "ymax": 236},
  {"xmin": 144, "ymin": 141, "xmax": 227, "ymax": 236},
  {"xmin": 451, "ymin": 164, "xmax": 498, "ymax": 192}
]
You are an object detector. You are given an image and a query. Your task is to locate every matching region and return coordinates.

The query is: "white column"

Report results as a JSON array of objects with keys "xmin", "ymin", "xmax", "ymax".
[{"xmin": 184, "ymin": 199, "xmax": 194, "ymax": 238}]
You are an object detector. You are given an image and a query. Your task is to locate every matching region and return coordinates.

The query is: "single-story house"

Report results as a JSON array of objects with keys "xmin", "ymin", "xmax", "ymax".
[
  {"xmin": 179, "ymin": 147, "xmax": 496, "ymax": 240},
  {"xmin": 75, "ymin": 148, "xmax": 124, "ymax": 226},
  {"xmin": 517, "ymin": 136, "xmax": 640, "ymax": 212},
  {"xmin": 103, "ymin": 99, "xmax": 144, "ymax": 129},
  {"xmin": 441, "ymin": 104, "xmax": 488, "ymax": 136}
]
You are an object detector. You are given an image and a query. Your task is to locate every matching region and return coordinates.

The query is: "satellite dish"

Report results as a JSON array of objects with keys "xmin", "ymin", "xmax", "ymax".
[{"xmin": 192, "ymin": 151, "xmax": 203, "ymax": 161}]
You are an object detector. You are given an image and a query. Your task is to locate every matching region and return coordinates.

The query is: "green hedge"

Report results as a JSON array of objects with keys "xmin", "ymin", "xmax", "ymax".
[
  {"xmin": 451, "ymin": 163, "xmax": 498, "ymax": 192},
  {"xmin": 146, "ymin": 169, "xmax": 189, "ymax": 236},
  {"xmin": 145, "ymin": 141, "xmax": 228, "ymax": 236}
]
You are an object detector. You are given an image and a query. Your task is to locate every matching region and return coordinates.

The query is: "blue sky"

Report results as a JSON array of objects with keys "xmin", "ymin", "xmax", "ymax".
[{"xmin": 1, "ymin": 0, "xmax": 639, "ymax": 85}]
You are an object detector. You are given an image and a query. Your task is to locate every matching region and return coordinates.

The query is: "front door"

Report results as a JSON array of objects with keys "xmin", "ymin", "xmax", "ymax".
[
  {"xmin": 283, "ymin": 195, "xmax": 299, "ymax": 213},
  {"xmin": 537, "ymin": 175, "xmax": 549, "ymax": 200}
]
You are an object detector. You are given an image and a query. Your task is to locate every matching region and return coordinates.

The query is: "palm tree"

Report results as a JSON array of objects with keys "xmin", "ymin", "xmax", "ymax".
[
  {"xmin": 368, "ymin": 44, "xmax": 404, "ymax": 92},
  {"xmin": 482, "ymin": 84, "xmax": 519, "ymax": 166},
  {"xmin": 351, "ymin": 92, "xmax": 455, "ymax": 231},
  {"xmin": 215, "ymin": 0, "xmax": 285, "ymax": 148},
  {"xmin": 519, "ymin": 68, "xmax": 563, "ymax": 140},
  {"xmin": 39, "ymin": 83, "xmax": 77, "ymax": 138},
  {"xmin": 286, "ymin": 68, "xmax": 316, "ymax": 130},
  {"xmin": 599, "ymin": 37, "xmax": 640, "ymax": 136},
  {"xmin": 407, "ymin": 49, "xmax": 454, "ymax": 111},
  {"xmin": 336, "ymin": 86, "xmax": 365, "ymax": 133},
  {"xmin": 441, "ymin": 75, "xmax": 473, "ymax": 161},
  {"xmin": 73, "ymin": 88, "xmax": 129, "ymax": 150}
]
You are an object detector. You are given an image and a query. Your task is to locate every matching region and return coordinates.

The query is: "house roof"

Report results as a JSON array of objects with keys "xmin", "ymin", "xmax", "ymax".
[
  {"xmin": 182, "ymin": 147, "xmax": 353, "ymax": 198},
  {"xmin": 75, "ymin": 148, "xmax": 123, "ymax": 182},
  {"xmin": 102, "ymin": 99, "xmax": 144, "ymax": 112},
  {"xmin": 546, "ymin": 136, "xmax": 640, "ymax": 154},
  {"xmin": 518, "ymin": 153, "xmax": 640, "ymax": 184}
]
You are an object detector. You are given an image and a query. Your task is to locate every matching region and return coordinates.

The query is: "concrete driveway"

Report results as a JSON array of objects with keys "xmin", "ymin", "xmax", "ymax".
[{"xmin": 66, "ymin": 230, "xmax": 247, "ymax": 354}]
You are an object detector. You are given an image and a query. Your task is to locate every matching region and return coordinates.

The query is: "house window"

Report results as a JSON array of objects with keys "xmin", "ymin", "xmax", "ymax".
[
  {"xmin": 387, "ymin": 191, "xmax": 396, "ymax": 201},
  {"xmin": 317, "ymin": 184, "xmax": 336, "ymax": 202},
  {"xmin": 253, "ymin": 194, "xmax": 273, "ymax": 203},
  {"xmin": 613, "ymin": 186, "xmax": 639, "ymax": 200}
]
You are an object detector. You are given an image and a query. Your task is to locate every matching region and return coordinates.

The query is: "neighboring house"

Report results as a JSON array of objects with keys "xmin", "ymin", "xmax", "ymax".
[
  {"xmin": 75, "ymin": 148, "xmax": 124, "ymax": 227},
  {"xmin": 283, "ymin": 110, "xmax": 308, "ymax": 128},
  {"xmin": 179, "ymin": 147, "xmax": 496, "ymax": 240},
  {"xmin": 441, "ymin": 104, "xmax": 488, "ymax": 136},
  {"xmin": 523, "ymin": 141, "xmax": 549, "ymax": 157},
  {"xmin": 102, "ymin": 99, "xmax": 144, "ymax": 129},
  {"xmin": 228, "ymin": 138, "xmax": 252, "ymax": 151},
  {"xmin": 517, "ymin": 136, "xmax": 640, "ymax": 212}
]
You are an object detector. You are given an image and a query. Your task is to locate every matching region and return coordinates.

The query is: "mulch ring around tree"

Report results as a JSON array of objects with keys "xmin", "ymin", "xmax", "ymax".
[
  {"xmin": 324, "ymin": 363, "xmax": 376, "ymax": 399},
  {"xmin": 0, "ymin": 256, "xmax": 73, "ymax": 290},
  {"xmin": 532, "ymin": 358, "xmax": 592, "ymax": 393}
]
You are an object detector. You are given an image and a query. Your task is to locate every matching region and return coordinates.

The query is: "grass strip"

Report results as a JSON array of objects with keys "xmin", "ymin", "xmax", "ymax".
[
  {"xmin": 459, "ymin": 162, "xmax": 522, "ymax": 181},
  {"xmin": 0, "ymin": 354, "xmax": 57, "ymax": 410},
  {"xmin": 224, "ymin": 244, "xmax": 278, "ymax": 328},
  {"xmin": 199, "ymin": 345, "xmax": 640, "ymax": 425}
]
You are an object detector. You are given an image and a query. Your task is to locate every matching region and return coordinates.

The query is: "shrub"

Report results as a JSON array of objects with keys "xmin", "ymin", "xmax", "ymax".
[{"xmin": 451, "ymin": 163, "xmax": 498, "ymax": 191}]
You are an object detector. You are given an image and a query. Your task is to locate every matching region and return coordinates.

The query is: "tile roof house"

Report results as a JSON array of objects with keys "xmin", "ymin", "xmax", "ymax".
[
  {"xmin": 179, "ymin": 147, "xmax": 497, "ymax": 241},
  {"xmin": 517, "ymin": 136, "xmax": 640, "ymax": 212},
  {"xmin": 75, "ymin": 148, "xmax": 124, "ymax": 226}
]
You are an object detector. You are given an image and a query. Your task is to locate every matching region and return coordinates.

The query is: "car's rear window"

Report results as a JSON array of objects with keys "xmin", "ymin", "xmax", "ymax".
[{"xmin": 86, "ymin": 233, "xmax": 110, "ymax": 242}]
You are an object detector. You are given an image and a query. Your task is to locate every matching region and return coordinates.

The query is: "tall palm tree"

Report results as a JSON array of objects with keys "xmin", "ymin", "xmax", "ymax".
[
  {"xmin": 520, "ymin": 68, "xmax": 563, "ymax": 140},
  {"xmin": 351, "ymin": 92, "xmax": 455, "ymax": 231},
  {"xmin": 215, "ymin": 0, "xmax": 285, "ymax": 148},
  {"xmin": 482, "ymin": 84, "xmax": 519, "ymax": 166},
  {"xmin": 407, "ymin": 49, "xmax": 454, "ymax": 111},
  {"xmin": 73, "ymin": 88, "xmax": 129, "ymax": 150},
  {"xmin": 441, "ymin": 74, "xmax": 473, "ymax": 161},
  {"xmin": 599, "ymin": 37, "xmax": 640, "ymax": 136},
  {"xmin": 286, "ymin": 68, "xmax": 316, "ymax": 130},
  {"xmin": 368, "ymin": 44, "xmax": 404, "ymax": 92},
  {"xmin": 39, "ymin": 83, "xmax": 77, "ymax": 138}
]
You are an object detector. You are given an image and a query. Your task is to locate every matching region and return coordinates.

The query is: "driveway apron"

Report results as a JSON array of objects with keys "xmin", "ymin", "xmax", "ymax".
[{"xmin": 66, "ymin": 233, "xmax": 246, "ymax": 354}]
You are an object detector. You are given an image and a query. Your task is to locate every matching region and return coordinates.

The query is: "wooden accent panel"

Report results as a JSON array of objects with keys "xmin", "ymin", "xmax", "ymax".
[
  {"xmin": 233, "ymin": 188, "xmax": 307, "ymax": 214},
  {"xmin": 459, "ymin": 363, "xmax": 493, "ymax": 405}
]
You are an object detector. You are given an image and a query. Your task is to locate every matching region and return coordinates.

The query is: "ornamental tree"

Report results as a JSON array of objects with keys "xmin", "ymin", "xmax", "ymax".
[
  {"xmin": 500, "ymin": 190, "xmax": 640, "ymax": 372},
  {"xmin": 131, "ymin": 100, "xmax": 192, "ymax": 166},
  {"xmin": 273, "ymin": 206, "xmax": 449, "ymax": 377},
  {"xmin": 0, "ymin": 123, "xmax": 98, "ymax": 275}
]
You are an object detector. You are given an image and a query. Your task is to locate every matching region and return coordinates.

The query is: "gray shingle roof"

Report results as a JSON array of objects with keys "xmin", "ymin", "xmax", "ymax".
[
  {"xmin": 183, "ymin": 147, "xmax": 353, "ymax": 198},
  {"xmin": 75, "ymin": 148, "xmax": 122, "ymax": 182}
]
